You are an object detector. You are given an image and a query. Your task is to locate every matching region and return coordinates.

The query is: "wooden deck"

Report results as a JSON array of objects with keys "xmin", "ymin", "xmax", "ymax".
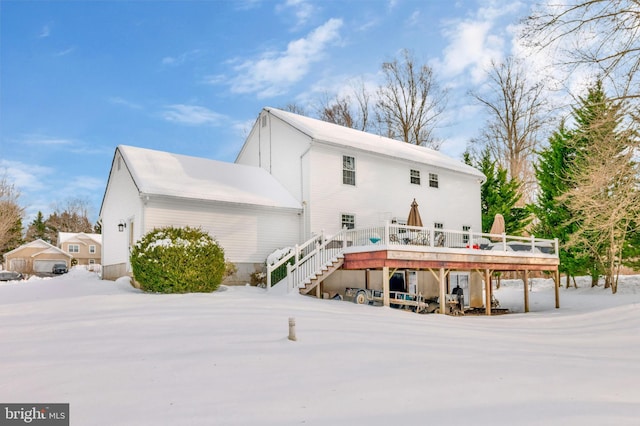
[{"xmin": 342, "ymin": 246, "xmax": 560, "ymax": 272}]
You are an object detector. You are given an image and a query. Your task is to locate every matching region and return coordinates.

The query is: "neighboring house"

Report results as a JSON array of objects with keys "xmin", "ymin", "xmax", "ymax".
[
  {"xmin": 99, "ymin": 107, "xmax": 486, "ymax": 285},
  {"xmin": 58, "ymin": 232, "xmax": 102, "ymax": 267},
  {"xmin": 3, "ymin": 239, "xmax": 72, "ymax": 276}
]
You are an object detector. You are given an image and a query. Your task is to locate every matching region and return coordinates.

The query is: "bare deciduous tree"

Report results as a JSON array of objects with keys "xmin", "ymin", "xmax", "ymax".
[
  {"xmin": 376, "ymin": 49, "xmax": 447, "ymax": 149},
  {"xmin": 524, "ymin": 0, "xmax": 640, "ymax": 102},
  {"xmin": 562, "ymin": 103, "xmax": 640, "ymax": 293},
  {"xmin": 318, "ymin": 95, "xmax": 355, "ymax": 128},
  {"xmin": 316, "ymin": 78, "xmax": 373, "ymax": 132},
  {"xmin": 45, "ymin": 198, "xmax": 94, "ymax": 245},
  {"xmin": 0, "ymin": 174, "xmax": 24, "ymax": 254},
  {"xmin": 470, "ymin": 57, "xmax": 549, "ymax": 204}
]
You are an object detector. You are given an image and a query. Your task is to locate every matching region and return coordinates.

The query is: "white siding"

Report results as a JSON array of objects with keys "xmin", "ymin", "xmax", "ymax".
[
  {"xmin": 307, "ymin": 144, "xmax": 482, "ymax": 236},
  {"xmin": 237, "ymin": 110, "xmax": 311, "ymax": 202},
  {"xmin": 101, "ymin": 151, "xmax": 145, "ymax": 268},
  {"xmin": 144, "ymin": 198, "xmax": 301, "ymax": 263}
]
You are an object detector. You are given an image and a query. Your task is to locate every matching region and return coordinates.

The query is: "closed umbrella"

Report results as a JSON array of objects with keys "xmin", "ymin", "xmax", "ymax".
[
  {"xmin": 489, "ymin": 213, "xmax": 505, "ymax": 241},
  {"xmin": 407, "ymin": 199, "xmax": 423, "ymax": 227}
]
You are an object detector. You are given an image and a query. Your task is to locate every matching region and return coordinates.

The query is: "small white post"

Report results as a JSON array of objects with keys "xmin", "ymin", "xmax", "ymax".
[
  {"xmin": 531, "ymin": 234, "xmax": 535, "ymax": 252},
  {"xmin": 288, "ymin": 317, "xmax": 297, "ymax": 341},
  {"xmin": 502, "ymin": 233, "xmax": 507, "ymax": 251}
]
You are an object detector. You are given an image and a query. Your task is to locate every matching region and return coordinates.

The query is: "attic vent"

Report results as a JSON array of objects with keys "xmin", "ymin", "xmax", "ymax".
[
  {"xmin": 117, "ymin": 156, "xmax": 121, "ymax": 171},
  {"xmin": 261, "ymin": 114, "xmax": 267, "ymax": 127}
]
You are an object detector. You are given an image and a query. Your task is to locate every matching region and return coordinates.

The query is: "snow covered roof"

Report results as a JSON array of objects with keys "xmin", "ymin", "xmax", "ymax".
[
  {"xmin": 264, "ymin": 107, "xmax": 485, "ymax": 180},
  {"xmin": 2, "ymin": 239, "xmax": 71, "ymax": 259},
  {"xmin": 117, "ymin": 145, "xmax": 302, "ymax": 210},
  {"xmin": 58, "ymin": 232, "xmax": 101, "ymax": 246}
]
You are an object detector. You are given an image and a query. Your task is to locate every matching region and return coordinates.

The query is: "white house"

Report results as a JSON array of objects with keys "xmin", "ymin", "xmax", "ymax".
[
  {"xmin": 99, "ymin": 144, "xmax": 303, "ymax": 282},
  {"xmin": 237, "ymin": 107, "xmax": 485, "ymax": 237},
  {"xmin": 99, "ymin": 107, "xmax": 486, "ymax": 284}
]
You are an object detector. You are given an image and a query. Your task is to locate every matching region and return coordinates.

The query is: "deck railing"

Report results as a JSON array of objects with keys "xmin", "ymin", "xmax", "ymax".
[{"xmin": 266, "ymin": 223, "xmax": 559, "ymax": 291}]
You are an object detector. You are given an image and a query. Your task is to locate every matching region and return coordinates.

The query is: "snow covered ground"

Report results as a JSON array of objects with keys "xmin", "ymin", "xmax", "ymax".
[{"xmin": 1, "ymin": 269, "xmax": 639, "ymax": 425}]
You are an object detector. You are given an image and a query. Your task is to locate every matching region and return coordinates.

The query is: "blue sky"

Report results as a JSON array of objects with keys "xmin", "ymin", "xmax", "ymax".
[{"xmin": 1, "ymin": 0, "xmax": 532, "ymax": 223}]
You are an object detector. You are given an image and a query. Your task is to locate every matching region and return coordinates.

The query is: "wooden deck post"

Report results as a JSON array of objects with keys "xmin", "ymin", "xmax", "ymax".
[
  {"xmin": 484, "ymin": 269, "xmax": 492, "ymax": 316},
  {"xmin": 523, "ymin": 270, "xmax": 529, "ymax": 313},
  {"xmin": 382, "ymin": 266, "xmax": 390, "ymax": 307},
  {"xmin": 554, "ymin": 268, "xmax": 560, "ymax": 309},
  {"xmin": 438, "ymin": 267, "xmax": 446, "ymax": 315}
]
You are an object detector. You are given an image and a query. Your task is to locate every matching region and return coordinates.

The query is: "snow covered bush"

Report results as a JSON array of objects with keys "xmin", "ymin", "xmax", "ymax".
[{"xmin": 130, "ymin": 226, "xmax": 226, "ymax": 293}]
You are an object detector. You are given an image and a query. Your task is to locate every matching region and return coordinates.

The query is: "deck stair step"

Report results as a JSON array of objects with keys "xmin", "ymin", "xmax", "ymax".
[{"xmin": 299, "ymin": 256, "xmax": 344, "ymax": 295}]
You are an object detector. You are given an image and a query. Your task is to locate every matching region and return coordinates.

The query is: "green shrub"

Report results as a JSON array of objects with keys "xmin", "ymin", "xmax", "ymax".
[{"xmin": 130, "ymin": 226, "xmax": 226, "ymax": 293}]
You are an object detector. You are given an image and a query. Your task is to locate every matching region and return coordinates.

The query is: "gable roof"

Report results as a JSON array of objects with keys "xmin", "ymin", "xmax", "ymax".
[
  {"xmin": 3, "ymin": 239, "xmax": 72, "ymax": 259},
  {"xmin": 263, "ymin": 107, "xmax": 485, "ymax": 181},
  {"xmin": 58, "ymin": 232, "xmax": 101, "ymax": 246},
  {"xmin": 116, "ymin": 145, "xmax": 301, "ymax": 210}
]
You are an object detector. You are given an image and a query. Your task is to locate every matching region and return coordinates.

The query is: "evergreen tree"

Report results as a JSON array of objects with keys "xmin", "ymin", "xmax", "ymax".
[
  {"xmin": 560, "ymin": 81, "xmax": 640, "ymax": 292},
  {"xmin": 477, "ymin": 148, "xmax": 531, "ymax": 235},
  {"xmin": 25, "ymin": 211, "xmax": 49, "ymax": 242},
  {"xmin": 531, "ymin": 124, "xmax": 590, "ymax": 286}
]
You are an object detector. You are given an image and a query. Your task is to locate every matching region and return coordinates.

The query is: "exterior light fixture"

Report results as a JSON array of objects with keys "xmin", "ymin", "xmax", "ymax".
[{"xmin": 118, "ymin": 221, "xmax": 127, "ymax": 232}]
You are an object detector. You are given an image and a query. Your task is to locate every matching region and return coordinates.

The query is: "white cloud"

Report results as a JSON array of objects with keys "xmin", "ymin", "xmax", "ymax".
[
  {"xmin": 435, "ymin": 1, "xmax": 526, "ymax": 84},
  {"xmin": 161, "ymin": 49, "xmax": 201, "ymax": 66},
  {"xmin": 407, "ymin": 10, "xmax": 421, "ymax": 27},
  {"xmin": 38, "ymin": 25, "xmax": 51, "ymax": 38},
  {"xmin": 162, "ymin": 104, "xmax": 227, "ymax": 126},
  {"xmin": 64, "ymin": 176, "xmax": 105, "ymax": 193},
  {"xmin": 108, "ymin": 97, "xmax": 143, "ymax": 110},
  {"xmin": 276, "ymin": 0, "xmax": 316, "ymax": 29},
  {"xmin": 438, "ymin": 19, "xmax": 504, "ymax": 84},
  {"xmin": 227, "ymin": 18, "xmax": 343, "ymax": 98},
  {"xmin": 53, "ymin": 47, "xmax": 75, "ymax": 57},
  {"xmin": 0, "ymin": 159, "xmax": 53, "ymax": 192},
  {"xmin": 22, "ymin": 135, "xmax": 74, "ymax": 147}
]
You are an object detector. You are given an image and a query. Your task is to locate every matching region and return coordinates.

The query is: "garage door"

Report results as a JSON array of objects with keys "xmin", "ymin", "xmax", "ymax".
[
  {"xmin": 34, "ymin": 260, "xmax": 67, "ymax": 273},
  {"xmin": 9, "ymin": 259, "xmax": 26, "ymax": 272}
]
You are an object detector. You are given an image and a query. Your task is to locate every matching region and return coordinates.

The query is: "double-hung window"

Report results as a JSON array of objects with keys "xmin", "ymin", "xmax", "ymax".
[
  {"xmin": 89, "ymin": 245, "xmax": 96, "ymax": 254},
  {"xmin": 343, "ymin": 155, "xmax": 355, "ymax": 186},
  {"xmin": 410, "ymin": 169, "xmax": 420, "ymax": 185},
  {"xmin": 68, "ymin": 244, "xmax": 80, "ymax": 254},
  {"xmin": 341, "ymin": 214, "xmax": 355, "ymax": 230},
  {"xmin": 429, "ymin": 173, "xmax": 439, "ymax": 188},
  {"xmin": 462, "ymin": 225, "xmax": 471, "ymax": 244}
]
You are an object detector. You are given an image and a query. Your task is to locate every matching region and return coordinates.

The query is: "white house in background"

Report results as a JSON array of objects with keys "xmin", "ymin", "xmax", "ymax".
[
  {"xmin": 99, "ymin": 107, "xmax": 485, "ymax": 283},
  {"xmin": 98, "ymin": 145, "xmax": 303, "ymax": 282}
]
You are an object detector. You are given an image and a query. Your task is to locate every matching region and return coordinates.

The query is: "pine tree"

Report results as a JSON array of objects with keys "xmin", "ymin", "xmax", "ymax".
[
  {"xmin": 531, "ymin": 124, "xmax": 590, "ymax": 286},
  {"xmin": 25, "ymin": 211, "xmax": 49, "ymax": 242},
  {"xmin": 477, "ymin": 148, "xmax": 531, "ymax": 235},
  {"xmin": 561, "ymin": 81, "xmax": 640, "ymax": 292}
]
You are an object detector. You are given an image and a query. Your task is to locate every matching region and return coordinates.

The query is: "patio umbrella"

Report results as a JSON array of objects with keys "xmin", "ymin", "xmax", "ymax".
[
  {"xmin": 489, "ymin": 213, "xmax": 505, "ymax": 241},
  {"xmin": 407, "ymin": 199, "xmax": 423, "ymax": 227}
]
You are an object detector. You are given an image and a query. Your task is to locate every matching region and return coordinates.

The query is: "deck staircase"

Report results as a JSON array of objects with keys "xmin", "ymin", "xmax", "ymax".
[
  {"xmin": 298, "ymin": 256, "xmax": 344, "ymax": 295},
  {"xmin": 266, "ymin": 230, "xmax": 348, "ymax": 293}
]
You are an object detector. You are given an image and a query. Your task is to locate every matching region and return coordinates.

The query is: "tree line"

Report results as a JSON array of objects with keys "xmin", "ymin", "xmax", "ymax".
[
  {"xmin": 0, "ymin": 190, "xmax": 97, "ymax": 254},
  {"xmin": 283, "ymin": 1, "xmax": 640, "ymax": 293},
  {"xmin": 2, "ymin": 1, "xmax": 637, "ymax": 291}
]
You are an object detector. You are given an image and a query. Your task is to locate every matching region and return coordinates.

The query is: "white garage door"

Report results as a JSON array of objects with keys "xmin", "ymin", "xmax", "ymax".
[{"xmin": 34, "ymin": 260, "xmax": 67, "ymax": 273}]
